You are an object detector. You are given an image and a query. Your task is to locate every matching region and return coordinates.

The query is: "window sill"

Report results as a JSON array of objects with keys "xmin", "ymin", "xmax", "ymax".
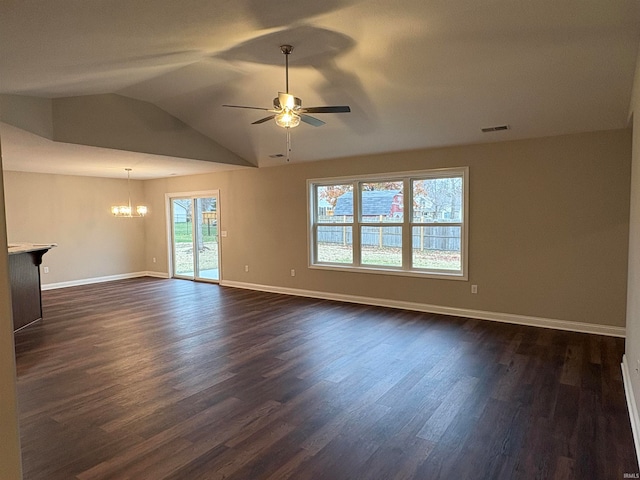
[{"xmin": 308, "ymin": 263, "xmax": 467, "ymax": 281}]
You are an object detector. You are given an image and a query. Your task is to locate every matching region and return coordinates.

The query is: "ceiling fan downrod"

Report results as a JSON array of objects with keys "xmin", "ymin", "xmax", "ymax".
[{"xmin": 281, "ymin": 45, "xmax": 293, "ymax": 93}]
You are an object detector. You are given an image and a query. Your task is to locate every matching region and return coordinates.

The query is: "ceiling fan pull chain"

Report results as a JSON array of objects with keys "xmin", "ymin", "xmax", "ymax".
[{"xmin": 286, "ymin": 129, "xmax": 291, "ymax": 162}]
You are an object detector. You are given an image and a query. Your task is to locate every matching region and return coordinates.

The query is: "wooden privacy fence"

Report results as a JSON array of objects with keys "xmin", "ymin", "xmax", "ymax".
[{"xmin": 317, "ymin": 225, "xmax": 461, "ymax": 251}]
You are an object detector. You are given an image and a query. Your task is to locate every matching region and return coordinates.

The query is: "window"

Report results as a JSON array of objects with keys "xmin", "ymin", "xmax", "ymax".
[
  {"xmin": 315, "ymin": 184, "xmax": 353, "ymax": 264},
  {"xmin": 308, "ymin": 167, "xmax": 468, "ymax": 279}
]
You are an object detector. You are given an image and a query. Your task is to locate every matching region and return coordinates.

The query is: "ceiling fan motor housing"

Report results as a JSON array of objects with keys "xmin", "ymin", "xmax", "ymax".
[{"xmin": 274, "ymin": 95, "xmax": 302, "ymax": 111}]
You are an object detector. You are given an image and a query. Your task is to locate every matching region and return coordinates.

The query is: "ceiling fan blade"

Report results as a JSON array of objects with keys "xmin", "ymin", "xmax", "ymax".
[
  {"xmin": 302, "ymin": 106, "xmax": 351, "ymax": 114},
  {"xmin": 252, "ymin": 115, "xmax": 276, "ymax": 125},
  {"xmin": 300, "ymin": 114, "xmax": 325, "ymax": 127},
  {"xmin": 222, "ymin": 104, "xmax": 269, "ymax": 111}
]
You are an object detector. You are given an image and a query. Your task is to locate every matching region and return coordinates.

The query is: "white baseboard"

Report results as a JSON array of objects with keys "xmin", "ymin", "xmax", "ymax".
[
  {"xmin": 143, "ymin": 271, "xmax": 170, "ymax": 279},
  {"xmin": 41, "ymin": 275, "xmax": 626, "ymax": 337},
  {"xmin": 622, "ymin": 355, "xmax": 640, "ymax": 467},
  {"xmin": 219, "ymin": 280, "xmax": 626, "ymax": 337},
  {"xmin": 41, "ymin": 271, "xmax": 150, "ymax": 290}
]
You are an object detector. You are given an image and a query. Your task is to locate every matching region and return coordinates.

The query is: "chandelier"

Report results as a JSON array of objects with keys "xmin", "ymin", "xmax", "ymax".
[{"xmin": 111, "ymin": 168, "xmax": 148, "ymax": 217}]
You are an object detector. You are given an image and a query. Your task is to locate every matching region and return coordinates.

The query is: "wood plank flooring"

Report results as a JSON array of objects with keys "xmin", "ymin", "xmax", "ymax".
[{"xmin": 13, "ymin": 277, "xmax": 639, "ymax": 479}]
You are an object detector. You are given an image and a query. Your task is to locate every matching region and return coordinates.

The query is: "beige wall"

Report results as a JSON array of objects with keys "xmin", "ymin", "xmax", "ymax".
[
  {"xmin": 3, "ymin": 171, "xmax": 146, "ymax": 285},
  {"xmin": 145, "ymin": 129, "xmax": 631, "ymax": 328},
  {"xmin": 0, "ymin": 148, "xmax": 23, "ymax": 477},
  {"xmin": 50, "ymin": 94, "xmax": 251, "ymax": 167},
  {"xmin": 1, "ymin": 129, "xmax": 631, "ymax": 328},
  {"xmin": 626, "ymin": 46, "xmax": 640, "ymax": 447}
]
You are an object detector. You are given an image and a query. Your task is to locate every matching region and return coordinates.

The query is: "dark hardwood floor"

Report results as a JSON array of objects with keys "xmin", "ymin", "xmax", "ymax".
[{"xmin": 13, "ymin": 277, "xmax": 638, "ymax": 479}]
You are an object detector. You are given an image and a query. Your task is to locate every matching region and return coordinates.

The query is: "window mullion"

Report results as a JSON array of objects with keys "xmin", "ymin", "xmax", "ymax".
[
  {"xmin": 413, "ymin": 222, "xmax": 463, "ymax": 227},
  {"xmin": 311, "ymin": 186, "xmax": 318, "ymax": 265},
  {"xmin": 353, "ymin": 181, "xmax": 361, "ymax": 267},
  {"xmin": 403, "ymin": 177, "xmax": 412, "ymax": 270}
]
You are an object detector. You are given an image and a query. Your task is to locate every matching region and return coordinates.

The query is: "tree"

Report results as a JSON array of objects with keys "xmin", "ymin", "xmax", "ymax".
[
  {"xmin": 361, "ymin": 181, "xmax": 402, "ymax": 191},
  {"xmin": 318, "ymin": 177, "xmax": 462, "ymax": 220},
  {"xmin": 173, "ymin": 199, "xmax": 192, "ymax": 222},
  {"xmin": 415, "ymin": 177, "xmax": 462, "ymax": 221},
  {"xmin": 318, "ymin": 184, "xmax": 352, "ymax": 208}
]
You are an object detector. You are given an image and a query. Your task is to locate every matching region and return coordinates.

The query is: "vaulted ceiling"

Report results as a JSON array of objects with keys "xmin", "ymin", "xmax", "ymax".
[{"xmin": 1, "ymin": 0, "xmax": 639, "ymax": 179}]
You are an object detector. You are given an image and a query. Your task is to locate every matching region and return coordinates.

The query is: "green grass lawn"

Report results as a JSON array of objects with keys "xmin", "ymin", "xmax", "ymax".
[
  {"xmin": 317, "ymin": 244, "xmax": 461, "ymax": 270},
  {"xmin": 174, "ymin": 222, "xmax": 218, "ymax": 243}
]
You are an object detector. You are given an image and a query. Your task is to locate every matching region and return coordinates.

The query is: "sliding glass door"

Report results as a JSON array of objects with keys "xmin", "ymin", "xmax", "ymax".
[{"xmin": 170, "ymin": 193, "xmax": 220, "ymax": 282}]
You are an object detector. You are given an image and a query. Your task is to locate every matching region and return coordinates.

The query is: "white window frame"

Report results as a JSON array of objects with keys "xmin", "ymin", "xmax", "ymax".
[{"xmin": 307, "ymin": 167, "xmax": 469, "ymax": 280}]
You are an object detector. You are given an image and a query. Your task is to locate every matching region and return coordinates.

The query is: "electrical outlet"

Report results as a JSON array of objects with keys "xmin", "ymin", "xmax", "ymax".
[
  {"xmin": 221, "ymin": 231, "xmax": 228, "ymax": 237},
  {"xmin": 152, "ymin": 257, "xmax": 156, "ymax": 263},
  {"xmin": 43, "ymin": 266, "xmax": 49, "ymax": 274},
  {"xmin": 291, "ymin": 269, "xmax": 296, "ymax": 277},
  {"xmin": 245, "ymin": 265, "xmax": 249, "ymax": 272},
  {"xmin": 471, "ymin": 284, "xmax": 478, "ymax": 294}
]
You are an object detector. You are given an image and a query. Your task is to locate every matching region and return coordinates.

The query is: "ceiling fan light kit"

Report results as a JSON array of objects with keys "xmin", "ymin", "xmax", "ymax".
[
  {"xmin": 274, "ymin": 110, "xmax": 301, "ymax": 128},
  {"xmin": 223, "ymin": 44, "xmax": 351, "ymax": 160}
]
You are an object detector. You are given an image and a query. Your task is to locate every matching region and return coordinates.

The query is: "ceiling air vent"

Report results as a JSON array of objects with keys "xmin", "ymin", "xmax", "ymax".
[{"xmin": 481, "ymin": 125, "xmax": 510, "ymax": 133}]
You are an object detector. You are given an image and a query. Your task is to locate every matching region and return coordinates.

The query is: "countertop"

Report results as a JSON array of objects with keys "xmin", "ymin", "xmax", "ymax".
[{"xmin": 8, "ymin": 243, "xmax": 57, "ymax": 255}]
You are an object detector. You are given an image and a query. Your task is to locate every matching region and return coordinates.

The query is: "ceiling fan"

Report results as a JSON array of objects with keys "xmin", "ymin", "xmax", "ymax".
[{"xmin": 223, "ymin": 44, "xmax": 351, "ymax": 160}]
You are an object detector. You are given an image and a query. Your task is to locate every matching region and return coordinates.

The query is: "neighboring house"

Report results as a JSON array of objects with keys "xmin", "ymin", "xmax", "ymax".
[
  {"xmin": 333, "ymin": 190, "xmax": 461, "ymax": 222},
  {"xmin": 334, "ymin": 190, "xmax": 403, "ymax": 219}
]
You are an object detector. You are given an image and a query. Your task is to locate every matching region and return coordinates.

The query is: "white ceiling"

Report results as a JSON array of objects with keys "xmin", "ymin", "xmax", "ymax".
[
  {"xmin": 1, "ymin": 0, "xmax": 639, "ymax": 178},
  {"xmin": 0, "ymin": 123, "xmax": 243, "ymax": 179}
]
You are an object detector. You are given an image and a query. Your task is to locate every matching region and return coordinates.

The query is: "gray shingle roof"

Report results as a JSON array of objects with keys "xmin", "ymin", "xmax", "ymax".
[{"xmin": 333, "ymin": 190, "xmax": 401, "ymax": 216}]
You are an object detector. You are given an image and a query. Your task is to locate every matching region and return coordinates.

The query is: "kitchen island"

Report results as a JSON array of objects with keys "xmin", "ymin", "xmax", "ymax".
[{"xmin": 8, "ymin": 243, "xmax": 56, "ymax": 331}]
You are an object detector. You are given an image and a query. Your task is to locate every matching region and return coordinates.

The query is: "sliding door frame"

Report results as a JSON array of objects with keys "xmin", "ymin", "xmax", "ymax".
[{"xmin": 165, "ymin": 190, "xmax": 221, "ymax": 283}]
